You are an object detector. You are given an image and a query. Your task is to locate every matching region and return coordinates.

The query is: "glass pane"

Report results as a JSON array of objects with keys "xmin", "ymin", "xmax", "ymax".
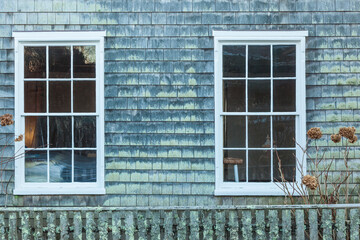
[
  {"xmin": 223, "ymin": 116, "xmax": 245, "ymax": 148},
  {"xmin": 24, "ymin": 81, "xmax": 46, "ymax": 113},
  {"xmin": 223, "ymin": 150, "xmax": 246, "ymax": 182},
  {"xmin": 248, "ymin": 150, "xmax": 271, "ymax": 182},
  {"xmin": 248, "ymin": 45, "xmax": 270, "ymax": 77},
  {"xmin": 273, "ymin": 150, "xmax": 296, "ymax": 182},
  {"xmin": 273, "ymin": 116, "xmax": 295, "ymax": 147},
  {"xmin": 25, "ymin": 151, "xmax": 47, "ymax": 182},
  {"xmin": 273, "ymin": 80, "xmax": 296, "ymax": 112},
  {"xmin": 73, "ymin": 46, "xmax": 96, "ymax": 78},
  {"xmin": 223, "ymin": 45, "xmax": 246, "ymax": 77},
  {"xmin": 74, "ymin": 117, "xmax": 96, "ymax": 148},
  {"xmin": 248, "ymin": 80, "xmax": 270, "ymax": 112},
  {"xmin": 248, "ymin": 116, "xmax": 270, "ymax": 148},
  {"xmin": 49, "ymin": 81, "xmax": 71, "ymax": 112},
  {"xmin": 49, "ymin": 117, "xmax": 72, "ymax": 148},
  {"xmin": 24, "ymin": 46, "xmax": 46, "ymax": 78},
  {"xmin": 49, "ymin": 150, "xmax": 72, "ymax": 182},
  {"xmin": 25, "ymin": 117, "xmax": 47, "ymax": 148},
  {"xmin": 73, "ymin": 81, "xmax": 96, "ymax": 112},
  {"xmin": 49, "ymin": 46, "xmax": 71, "ymax": 78},
  {"xmin": 273, "ymin": 45, "xmax": 296, "ymax": 77},
  {"xmin": 74, "ymin": 150, "xmax": 96, "ymax": 182},
  {"xmin": 223, "ymin": 80, "xmax": 245, "ymax": 112}
]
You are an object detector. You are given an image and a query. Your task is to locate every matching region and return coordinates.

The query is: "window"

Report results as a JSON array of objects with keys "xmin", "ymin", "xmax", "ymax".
[
  {"xmin": 13, "ymin": 32, "xmax": 105, "ymax": 195},
  {"xmin": 213, "ymin": 31, "xmax": 308, "ymax": 195}
]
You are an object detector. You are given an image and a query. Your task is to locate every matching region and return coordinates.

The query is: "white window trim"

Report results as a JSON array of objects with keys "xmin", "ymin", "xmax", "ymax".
[
  {"xmin": 213, "ymin": 31, "xmax": 308, "ymax": 196},
  {"xmin": 13, "ymin": 31, "xmax": 106, "ymax": 195}
]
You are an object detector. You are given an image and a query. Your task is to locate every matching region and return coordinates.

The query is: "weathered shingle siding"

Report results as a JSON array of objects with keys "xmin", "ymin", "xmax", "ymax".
[{"xmin": 0, "ymin": 0, "xmax": 359, "ymax": 206}]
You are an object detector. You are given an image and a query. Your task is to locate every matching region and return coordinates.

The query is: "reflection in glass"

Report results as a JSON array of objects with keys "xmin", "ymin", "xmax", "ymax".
[
  {"xmin": 25, "ymin": 117, "xmax": 47, "ymax": 148},
  {"xmin": 74, "ymin": 81, "xmax": 96, "ymax": 112},
  {"xmin": 224, "ymin": 116, "xmax": 245, "ymax": 148},
  {"xmin": 248, "ymin": 150, "xmax": 271, "ymax": 182},
  {"xmin": 273, "ymin": 45, "xmax": 296, "ymax": 77},
  {"xmin": 248, "ymin": 80, "xmax": 270, "ymax": 112},
  {"xmin": 24, "ymin": 46, "xmax": 46, "ymax": 78},
  {"xmin": 223, "ymin": 80, "xmax": 245, "ymax": 112},
  {"xmin": 223, "ymin": 150, "xmax": 246, "ymax": 182},
  {"xmin": 25, "ymin": 151, "xmax": 47, "ymax": 182},
  {"xmin": 248, "ymin": 45, "xmax": 270, "ymax": 77},
  {"xmin": 49, "ymin": 151, "xmax": 72, "ymax": 182},
  {"xmin": 74, "ymin": 117, "xmax": 96, "ymax": 148},
  {"xmin": 248, "ymin": 116, "xmax": 270, "ymax": 148},
  {"xmin": 49, "ymin": 81, "xmax": 71, "ymax": 112},
  {"xmin": 273, "ymin": 80, "xmax": 296, "ymax": 112},
  {"xmin": 24, "ymin": 81, "xmax": 46, "ymax": 113},
  {"xmin": 49, "ymin": 117, "xmax": 72, "ymax": 148},
  {"xmin": 73, "ymin": 46, "xmax": 96, "ymax": 78},
  {"xmin": 49, "ymin": 46, "xmax": 71, "ymax": 78},
  {"xmin": 273, "ymin": 150, "xmax": 296, "ymax": 181},
  {"xmin": 273, "ymin": 116, "xmax": 295, "ymax": 147},
  {"xmin": 223, "ymin": 45, "xmax": 246, "ymax": 77},
  {"xmin": 74, "ymin": 151, "xmax": 96, "ymax": 182}
]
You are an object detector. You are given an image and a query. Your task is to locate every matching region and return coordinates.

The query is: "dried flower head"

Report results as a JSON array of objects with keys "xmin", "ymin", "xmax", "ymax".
[
  {"xmin": 301, "ymin": 175, "xmax": 318, "ymax": 190},
  {"xmin": 307, "ymin": 128, "xmax": 322, "ymax": 139},
  {"xmin": 348, "ymin": 135, "xmax": 358, "ymax": 144},
  {"xmin": 331, "ymin": 134, "xmax": 341, "ymax": 143},
  {"xmin": 15, "ymin": 134, "xmax": 23, "ymax": 142},
  {"xmin": 0, "ymin": 114, "xmax": 14, "ymax": 126},
  {"xmin": 339, "ymin": 127, "xmax": 356, "ymax": 139}
]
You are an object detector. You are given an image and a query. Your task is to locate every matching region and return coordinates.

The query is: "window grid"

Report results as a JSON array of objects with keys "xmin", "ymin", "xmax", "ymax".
[{"xmin": 222, "ymin": 43, "xmax": 297, "ymax": 183}]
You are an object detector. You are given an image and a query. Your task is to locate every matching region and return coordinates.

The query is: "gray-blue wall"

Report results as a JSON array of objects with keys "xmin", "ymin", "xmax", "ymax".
[{"xmin": 0, "ymin": 0, "xmax": 360, "ymax": 206}]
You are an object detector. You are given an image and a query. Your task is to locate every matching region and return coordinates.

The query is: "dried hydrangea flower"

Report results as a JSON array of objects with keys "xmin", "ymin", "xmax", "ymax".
[
  {"xmin": 0, "ymin": 114, "xmax": 14, "ymax": 126},
  {"xmin": 307, "ymin": 127, "xmax": 322, "ymax": 139},
  {"xmin": 15, "ymin": 134, "xmax": 23, "ymax": 142},
  {"xmin": 339, "ymin": 127, "xmax": 356, "ymax": 139},
  {"xmin": 301, "ymin": 175, "xmax": 318, "ymax": 190},
  {"xmin": 330, "ymin": 134, "xmax": 341, "ymax": 143},
  {"xmin": 348, "ymin": 135, "xmax": 358, "ymax": 144}
]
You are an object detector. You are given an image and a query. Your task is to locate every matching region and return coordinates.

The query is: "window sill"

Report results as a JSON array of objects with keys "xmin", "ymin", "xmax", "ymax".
[
  {"xmin": 14, "ymin": 185, "xmax": 106, "ymax": 195},
  {"xmin": 215, "ymin": 182, "xmax": 302, "ymax": 196}
]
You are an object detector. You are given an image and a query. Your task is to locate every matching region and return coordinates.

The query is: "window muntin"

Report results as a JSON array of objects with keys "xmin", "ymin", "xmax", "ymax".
[
  {"xmin": 14, "ymin": 31, "xmax": 105, "ymax": 195},
  {"xmin": 214, "ymin": 31, "xmax": 307, "ymax": 195}
]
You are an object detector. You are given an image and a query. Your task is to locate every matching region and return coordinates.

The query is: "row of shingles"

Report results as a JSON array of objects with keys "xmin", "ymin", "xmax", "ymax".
[{"xmin": 1, "ymin": 0, "xmax": 360, "ymax": 13}]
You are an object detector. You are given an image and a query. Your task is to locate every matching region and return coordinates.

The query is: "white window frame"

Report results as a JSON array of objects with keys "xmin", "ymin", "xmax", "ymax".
[
  {"xmin": 13, "ymin": 31, "xmax": 106, "ymax": 195},
  {"xmin": 213, "ymin": 31, "xmax": 308, "ymax": 196}
]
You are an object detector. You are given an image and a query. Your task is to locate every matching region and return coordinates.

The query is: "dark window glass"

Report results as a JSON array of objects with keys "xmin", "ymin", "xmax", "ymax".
[
  {"xmin": 273, "ymin": 116, "xmax": 295, "ymax": 148},
  {"xmin": 273, "ymin": 150, "xmax": 296, "ymax": 182},
  {"xmin": 74, "ymin": 117, "xmax": 96, "ymax": 148},
  {"xmin": 223, "ymin": 80, "xmax": 245, "ymax": 112},
  {"xmin": 49, "ymin": 46, "xmax": 71, "ymax": 78},
  {"xmin": 248, "ymin": 45, "xmax": 270, "ymax": 77},
  {"xmin": 25, "ymin": 117, "xmax": 47, "ymax": 148},
  {"xmin": 248, "ymin": 116, "xmax": 270, "ymax": 148},
  {"xmin": 223, "ymin": 116, "xmax": 245, "ymax": 148},
  {"xmin": 74, "ymin": 81, "xmax": 96, "ymax": 112},
  {"xmin": 49, "ymin": 117, "xmax": 72, "ymax": 148},
  {"xmin": 25, "ymin": 151, "xmax": 47, "ymax": 182},
  {"xmin": 223, "ymin": 150, "xmax": 246, "ymax": 182},
  {"xmin": 73, "ymin": 46, "xmax": 96, "ymax": 78},
  {"xmin": 49, "ymin": 81, "xmax": 71, "ymax": 112},
  {"xmin": 248, "ymin": 150, "xmax": 271, "ymax": 182},
  {"xmin": 273, "ymin": 80, "xmax": 296, "ymax": 112},
  {"xmin": 49, "ymin": 150, "xmax": 72, "ymax": 182},
  {"xmin": 223, "ymin": 45, "xmax": 246, "ymax": 77},
  {"xmin": 273, "ymin": 45, "xmax": 296, "ymax": 77},
  {"xmin": 24, "ymin": 81, "xmax": 46, "ymax": 113},
  {"xmin": 24, "ymin": 47, "xmax": 46, "ymax": 78},
  {"xmin": 248, "ymin": 80, "xmax": 270, "ymax": 112},
  {"xmin": 74, "ymin": 151, "xmax": 96, "ymax": 182}
]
